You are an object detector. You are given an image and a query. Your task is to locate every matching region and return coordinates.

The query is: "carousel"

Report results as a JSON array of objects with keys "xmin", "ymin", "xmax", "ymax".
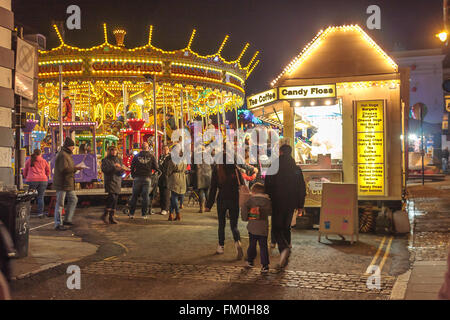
[{"xmin": 36, "ymin": 23, "xmax": 259, "ymax": 185}]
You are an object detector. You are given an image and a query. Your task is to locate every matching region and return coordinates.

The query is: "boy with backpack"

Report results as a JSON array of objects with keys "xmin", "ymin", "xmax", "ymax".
[{"xmin": 241, "ymin": 183, "xmax": 272, "ymax": 273}]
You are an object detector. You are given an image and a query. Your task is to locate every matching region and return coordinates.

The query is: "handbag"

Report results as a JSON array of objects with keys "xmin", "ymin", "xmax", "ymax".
[{"xmin": 236, "ymin": 168, "xmax": 251, "ymax": 210}]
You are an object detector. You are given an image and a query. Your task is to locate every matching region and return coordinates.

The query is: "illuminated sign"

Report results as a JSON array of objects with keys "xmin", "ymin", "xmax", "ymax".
[
  {"xmin": 445, "ymin": 95, "xmax": 450, "ymax": 113},
  {"xmin": 92, "ymin": 59, "xmax": 162, "ymax": 74},
  {"xmin": 171, "ymin": 64, "xmax": 222, "ymax": 81},
  {"xmin": 356, "ymin": 100, "xmax": 385, "ymax": 196},
  {"xmin": 247, "ymin": 88, "xmax": 278, "ymax": 109},
  {"xmin": 279, "ymin": 84, "xmax": 336, "ymax": 100},
  {"xmin": 39, "ymin": 61, "xmax": 83, "ymax": 75}
]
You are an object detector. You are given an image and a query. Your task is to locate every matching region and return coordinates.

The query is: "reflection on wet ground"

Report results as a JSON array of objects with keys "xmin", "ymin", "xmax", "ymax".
[{"xmin": 406, "ymin": 182, "xmax": 450, "ymax": 261}]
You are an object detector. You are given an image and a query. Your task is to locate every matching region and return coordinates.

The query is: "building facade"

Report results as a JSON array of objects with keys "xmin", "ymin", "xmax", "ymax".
[{"xmin": 0, "ymin": 0, "xmax": 14, "ymax": 186}]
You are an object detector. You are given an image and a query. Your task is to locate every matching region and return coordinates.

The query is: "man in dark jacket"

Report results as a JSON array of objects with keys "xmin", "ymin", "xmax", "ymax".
[
  {"xmin": 265, "ymin": 144, "xmax": 306, "ymax": 269},
  {"xmin": 129, "ymin": 142, "xmax": 158, "ymax": 219},
  {"xmin": 158, "ymin": 145, "xmax": 171, "ymax": 215},
  {"xmin": 101, "ymin": 146, "xmax": 126, "ymax": 224},
  {"xmin": 53, "ymin": 137, "xmax": 83, "ymax": 230}
]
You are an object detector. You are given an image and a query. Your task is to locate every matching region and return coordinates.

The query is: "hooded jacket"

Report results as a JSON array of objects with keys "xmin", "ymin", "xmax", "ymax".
[
  {"xmin": 130, "ymin": 151, "xmax": 158, "ymax": 178},
  {"xmin": 53, "ymin": 147, "xmax": 76, "ymax": 191}
]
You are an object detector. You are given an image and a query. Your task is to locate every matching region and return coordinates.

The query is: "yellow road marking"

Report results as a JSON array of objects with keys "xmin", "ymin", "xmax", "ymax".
[
  {"xmin": 378, "ymin": 236, "xmax": 394, "ymax": 273},
  {"xmin": 113, "ymin": 241, "xmax": 129, "ymax": 253},
  {"xmin": 104, "ymin": 256, "xmax": 117, "ymax": 261},
  {"xmin": 365, "ymin": 236, "xmax": 386, "ymax": 274}
]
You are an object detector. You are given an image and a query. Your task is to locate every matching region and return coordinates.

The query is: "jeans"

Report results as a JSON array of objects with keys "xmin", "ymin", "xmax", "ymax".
[
  {"xmin": 54, "ymin": 190, "xmax": 78, "ymax": 226},
  {"xmin": 170, "ymin": 191, "xmax": 182, "ymax": 214},
  {"xmin": 197, "ymin": 188, "xmax": 208, "ymax": 203},
  {"xmin": 27, "ymin": 181, "xmax": 47, "ymax": 215},
  {"xmin": 272, "ymin": 208, "xmax": 295, "ymax": 254},
  {"xmin": 159, "ymin": 186, "xmax": 170, "ymax": 211},
  {"xmin": 247, "ymin": 233, "xmax": 269, "ymax": 266},
  {"xmin": 106, "ymin": 193, "xmax": 119, "ymax": 210},
  {"xmin": 443, "ymin": 158, "xmax": 448, "ymax": 173},
  {"xmin": 217, "ymin": 198, "xmax": 240, "ymax": 246},
  {"xmin": 178, "ymin": 193, "xmax": 185, "ymax": 206},
  {"xmin": 129, "ymin": 177, "xmax": 150, "ymax": 216}
]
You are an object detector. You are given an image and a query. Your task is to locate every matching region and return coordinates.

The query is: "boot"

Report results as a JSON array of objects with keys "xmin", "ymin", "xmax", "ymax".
[
  {"xmin": 168, "ymin": 213, "xmax": 174, "ymax": 221},
  {"xmin": 175, "ymin": 212, "xmax": 181, "ymax": 221},
  {"xmin": 101, "ymin": 209, "xmax": 109, "ymax": 224},
  {"xmin": 235, "ymin": 240, "xmax": 244, "ymax": 260},
  {"xmin": 109, "ymin": 210, "xmax": 118, "ymax": 224}
]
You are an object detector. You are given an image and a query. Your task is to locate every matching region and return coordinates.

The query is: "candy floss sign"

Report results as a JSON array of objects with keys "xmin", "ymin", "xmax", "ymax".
[{"xmin": 319, "ymin": 183, "xmax": 358, "ymax": 243}]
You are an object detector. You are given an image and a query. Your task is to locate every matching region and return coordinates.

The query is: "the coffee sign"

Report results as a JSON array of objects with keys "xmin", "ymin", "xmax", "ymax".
[{"xmin": 247, "ymin": 88, "xmax": 278, "ymax": 109}]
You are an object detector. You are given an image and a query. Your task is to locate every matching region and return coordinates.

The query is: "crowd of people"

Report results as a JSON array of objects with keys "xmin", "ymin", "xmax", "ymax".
[{"xmin": 21, "ymin": 135, "xmax": 307, "ymax": 273}]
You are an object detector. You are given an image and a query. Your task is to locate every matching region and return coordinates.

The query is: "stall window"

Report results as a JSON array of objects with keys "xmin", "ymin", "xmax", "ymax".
[{"xmin": 294, "ymin": 99, "xmax": 343, "ymax": 168}]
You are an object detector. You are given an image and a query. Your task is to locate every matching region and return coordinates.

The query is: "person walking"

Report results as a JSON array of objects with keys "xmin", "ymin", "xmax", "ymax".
[
  {"xmin": 442, "ymin": 147, "xmax": 449, "ymax": 174},
  {"xmin": 158, "ymin": 145, "xmax": 171, "ymax": 215},
  {"xmin": 101, "ymin": 146, "xmax": 126, "ymax": 224},
  {"xmin": 167, "ymin": 150, "xmax": 187, "ymax": 221},
  {"xmin": 193, "ymin": 150, "xmax": 212, "ymax": 213},
  {"xmin": 53, "ymin": 137, "xmax": 83, "ymax": 230},
  {"xmin": 23, "ymin": 149, "xmax": 50, "ymax": 217},
  {"xmin": 205, "ymin": 153, "xmax": 244, "ymax": 259},
  {"xmin": 241, "ymin": 183, "xmax": 272, "ymax": 273},
  {"xmin": 265, "ymin": 144, "xmax": 306, "ymax": 269},
  {"xmin": 129, "ymin": 142, "xmax": 158, "ymax": 219}
]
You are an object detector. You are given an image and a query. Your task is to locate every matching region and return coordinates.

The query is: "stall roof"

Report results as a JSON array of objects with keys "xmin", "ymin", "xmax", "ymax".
[{"xmin": 271, "ymin": 25, "xmax": 398, "ymax": 87}]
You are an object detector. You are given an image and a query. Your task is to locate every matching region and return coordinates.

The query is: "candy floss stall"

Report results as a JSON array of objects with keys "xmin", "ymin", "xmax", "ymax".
[{"xmin": 247, "ymin": 25, "xmax": 409, "ymax": 226}]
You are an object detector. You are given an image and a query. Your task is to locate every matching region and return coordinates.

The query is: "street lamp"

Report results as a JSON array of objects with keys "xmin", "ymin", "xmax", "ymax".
[{"xmin": 436, "ymin": 31, "xmax": 448, "ymax": 43}]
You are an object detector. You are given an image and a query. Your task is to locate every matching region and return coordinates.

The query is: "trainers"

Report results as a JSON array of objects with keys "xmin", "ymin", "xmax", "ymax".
[
  {"xmin": 55, "ymin": 225, "xmax": 67, "ymax": 231},
  {"xmin": 261, "ymin": 265, "xmax": 269, "ymax": 273},
  {"xmin": 160, "ymin": 210, "xmax": 167, "ymax": 215},
  {"xmin": 279, "ymin": 248, "xmax": 290, "ymax": 268},
  {"xmin": 245, "ymin": 261, "xmax": 254, "ymax": 268},
  {"xmin": 216, "ymin": 245, "xmax": 224, "ymax": 254},
  {"xmin": 235, "ymin": 241, "xmax": 244, "ymax": 260}
]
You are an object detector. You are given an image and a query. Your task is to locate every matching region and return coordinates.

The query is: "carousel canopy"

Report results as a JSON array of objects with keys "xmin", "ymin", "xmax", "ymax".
[{"xmin": 37, "ymin": 24, "xmax": 260, "ymax": 129}]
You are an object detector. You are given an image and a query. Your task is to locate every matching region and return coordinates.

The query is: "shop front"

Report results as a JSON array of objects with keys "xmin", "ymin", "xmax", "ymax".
[{"xmin": 247, "ymin": 25, "xmax": 409, "ymax": 211}]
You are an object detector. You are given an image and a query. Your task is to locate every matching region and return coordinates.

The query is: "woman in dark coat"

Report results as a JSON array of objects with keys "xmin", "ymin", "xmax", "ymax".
[
  {"xmin": 205, "ymin": 153, "xmax": 244, "ymax": 259},
  {"xmin": 101, "ymin": 146, "xmax": 126, "ymax": 224}
]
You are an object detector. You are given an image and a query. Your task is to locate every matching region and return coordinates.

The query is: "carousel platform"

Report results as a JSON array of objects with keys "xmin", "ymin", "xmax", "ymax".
[{"xmin": 45, "ymin": 188, "xmax": 133, "ymax": 196}]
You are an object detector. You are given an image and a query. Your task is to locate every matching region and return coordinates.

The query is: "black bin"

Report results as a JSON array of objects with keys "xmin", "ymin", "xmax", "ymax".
[{"xmin": 0, "ymin": 190, "xmax": 37, "ymax": 258}]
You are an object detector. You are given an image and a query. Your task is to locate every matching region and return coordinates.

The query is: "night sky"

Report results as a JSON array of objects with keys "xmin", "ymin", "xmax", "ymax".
[{"xmin": 13, "ymin": 0, "xmax": 444, "ymax": 95}]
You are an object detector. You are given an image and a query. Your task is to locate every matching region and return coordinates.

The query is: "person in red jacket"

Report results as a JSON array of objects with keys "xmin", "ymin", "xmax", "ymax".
[{"xmin": 23, "ymin": 149, "xmax": 50, "ymax": 217}]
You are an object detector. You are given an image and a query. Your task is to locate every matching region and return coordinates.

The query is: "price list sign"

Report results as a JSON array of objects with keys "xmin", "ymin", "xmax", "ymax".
[{"xmin": 356, "ymin": 100, "xmax": 385, "ymax": 196}]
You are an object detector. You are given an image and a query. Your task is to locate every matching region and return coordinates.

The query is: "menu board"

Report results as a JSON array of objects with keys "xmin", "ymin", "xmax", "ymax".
[
  {"xmin": 319, "ymin": 183, "xmax": 358, "ymax": 242},
  {"xmin": 356, "ymin": 100, "xmax": 385, "ymax": 196}
]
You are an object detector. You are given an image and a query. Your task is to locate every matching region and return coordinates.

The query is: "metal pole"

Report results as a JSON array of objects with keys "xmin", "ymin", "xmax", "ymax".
[
  {"xmin": 122, "ymin": 82, "xmax": 127, "ymax": 120},
  {"xmin": 59, "ymin": 64, "xmax": 63, "ymax": 148},
  {"xmin": 235, "ymin": 105, "xmax": 239, "ymax": 130},
  {"xmin": 163, "ymin": 85, "xmax": 167, "ymax": 146},
  {"xmin": 88, "ymin": 84, "xmax": 91, "ymax": 121},
  {"xmin": 153, "ymin": 75, "xmax": 158, "ymax": 160},
  {"xmin": 421, "ymin": 105, "xmax": 424, "ymax": 185},
  {"xmin": 180, "ymin": 90, "xmax": 184, "ymax": 152}
]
